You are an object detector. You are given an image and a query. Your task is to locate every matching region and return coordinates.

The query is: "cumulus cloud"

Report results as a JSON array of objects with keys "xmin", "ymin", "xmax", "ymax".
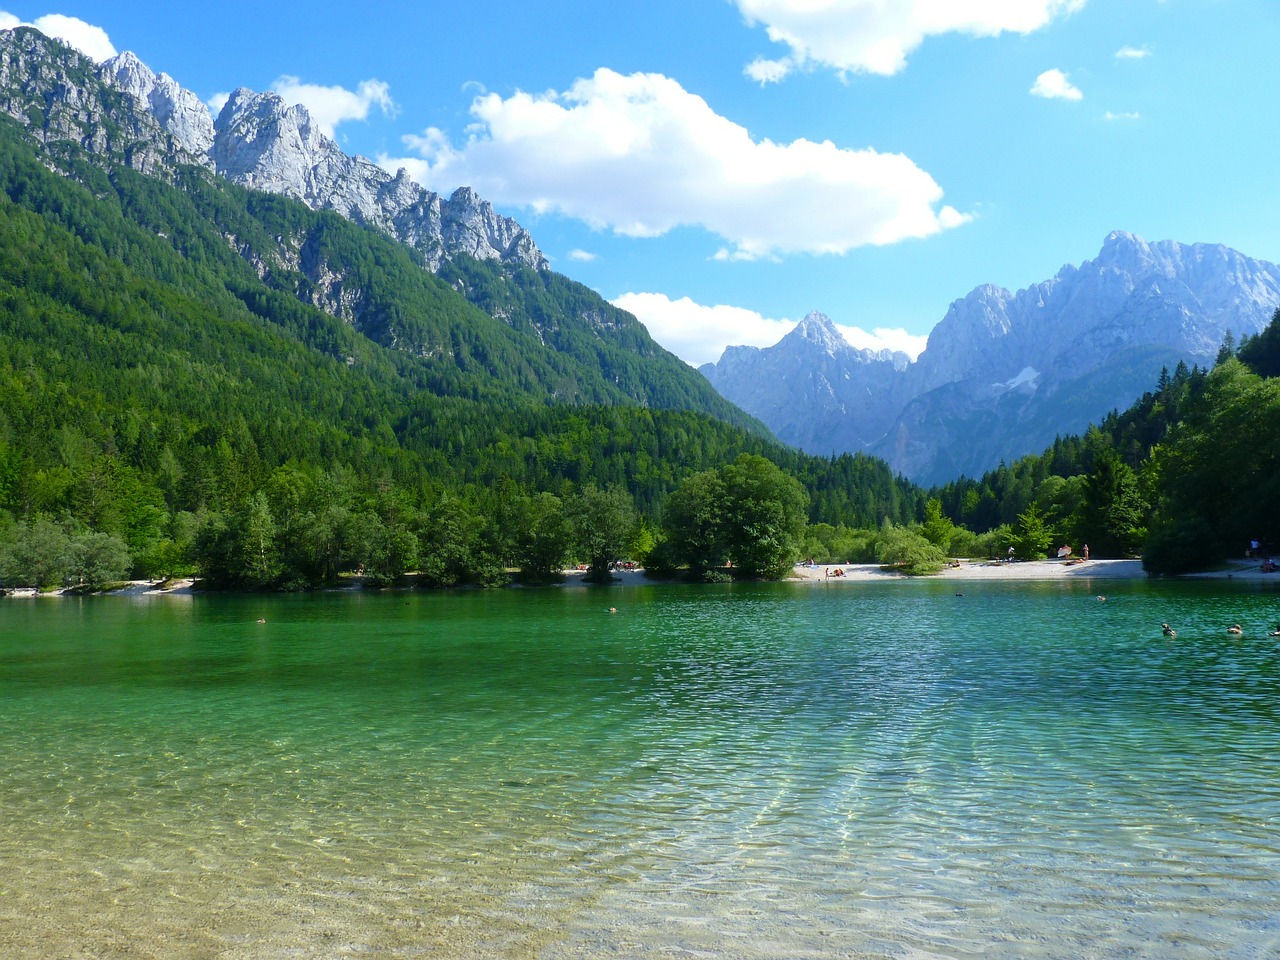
[
  {"xmin": 732, "ymin": 0, "xmax": 1085, "ymax": 79},
  {"xmin": 0, "ymin": 11, "xmax": 117, "ymax": 61},
  {"xmin": 568, "ymin": 249, "xmax": 597, "ymax": 261},
  {"xmin": 382, "ymin": 68, "xmax": 968, "ymax": 261},
  {"xmin": 1115, "ymin": 45, "xmax": 1151, "ymax": 60},
  {"xmin": 611, "ymin": 292, "xmax": 927, "ymax": 367},
  {"xmin": 1031, "ymin": 68, "xmax": 1083, "ymax": 101},
  {"xmin": 207, "ymin": 91, "xmax": 230, "ymax": 117},
  {"xmin": 269, "ymin": 75, "xmax": 396, "ymax": 138},
  {"xmin": 842, "ymin": 324, "xmax": 929, "ymax": 359}
]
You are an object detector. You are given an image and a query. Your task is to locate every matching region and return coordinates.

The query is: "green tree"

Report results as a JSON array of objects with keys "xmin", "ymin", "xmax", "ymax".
[
  {"xmin": 513, "ymin": 492, "xmax": 573, "ymax": 582},
  {"xmin": 356, "ymin": 512, "xmax": 419, "ymax": 587},
  {"xmin": 1079, "ymin": 448, "xmax": 1148, "ymax": 557},
  {"xmin": 661, "ymin": 468, "xmax": 728, "ymax": 577},
  {"xmin": 719, "ymin": 454, "xmax": 808, "ymax": 579},
  {"xmin": 1145, "ymin": 359, "xmax": 1280, "ymax": 571},
  {"xmin": 0, "ymin": 518, "xmax": 72, "ymax": 588},
  {"xmin": 68, "ymin": 530, "xmax": 131, "ymax": 589},
  {"xmin": 234, "ymin": 491, "xmax": 281, "ymax": 589},
  {"xmin": 569, "ymin": 485, "xmax": 635, "ymax": 582},
  {"xmin": 417, "ymin": 494, "xmax": 481, "ymax": 587},
  {"xmin": 919, "ymin": 498, "xmax": 958, "ymax": 554},
  {"xmin": 874, "ymin": 521, "xmax": 945, "ymax": 575},
  {"xmin": 1008, "ymin": 503, "xmax": 1055, "ymax": 560}
]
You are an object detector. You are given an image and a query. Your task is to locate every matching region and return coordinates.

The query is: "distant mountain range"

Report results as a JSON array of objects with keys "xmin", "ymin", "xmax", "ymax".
[{"xmin": 701, "ymin": 232, "xmax": 1280, "ymax": 484}]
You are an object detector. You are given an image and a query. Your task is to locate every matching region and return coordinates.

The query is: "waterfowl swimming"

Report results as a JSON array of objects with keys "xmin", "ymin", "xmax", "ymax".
[
  {"xmin": 1228, "ymin": 624, "xmax": 1243, "ymax": 635},
  {"xmin": 1161, "ymin": 623, "xmax": 1177, "ymax": 638}
]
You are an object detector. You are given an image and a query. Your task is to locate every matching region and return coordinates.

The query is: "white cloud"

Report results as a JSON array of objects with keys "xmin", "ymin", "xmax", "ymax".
[
  {"xmin": 744, "ymin": 56, "xmax": 792, "ymax": 85},
  {"xmin": 1031, "ymin": 68, "xmax": 1083, "ymax": 101},
  {"xmin": 382, "ymin": 68, "xmax": 968, "ymax": 261},
  {"xmin": 732, "ymin": 0, "xmax": 1085, "ymax": 78},
  {"xmin": 0, "ymin": 11, "xmax": 117, "ymax": 61},
  {"xmin": 568, "ymin": 249, "xmax": 597, "ymax": 261},
  {"xmin": 842, "ymin": 324, "xmax": 929, "ymax": 359},
  {"xmin": 1115, "ymin": 45, "xmax": 1151, "ymax": 60},
  {"xmin": 611, "ymin": 291, "xmax": 927, "ymax": 367},
  {"xmin": 613, "ymin": 293, "xmax": 792, "ymax": 365},
  {"xmin": 1104, "ymin": 110, "xmax": 1141, "ymax": 121},
  {"xmin": 207, "ymin": 91, "xmax": 230, "ymax": 117},
  {"xmin": 268, "ymin": 75, "xmax": 396, "ymax": 138}
]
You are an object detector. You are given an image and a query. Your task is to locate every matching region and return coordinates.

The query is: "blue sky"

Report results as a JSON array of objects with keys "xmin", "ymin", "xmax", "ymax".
[{"xmin": 4, "ymin": 1, "xmax": 1278, "ymax": 365}]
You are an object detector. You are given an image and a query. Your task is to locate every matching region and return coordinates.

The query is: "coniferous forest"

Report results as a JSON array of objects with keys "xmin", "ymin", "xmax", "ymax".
[
  {"xmin": 0, "ymin": 115, "xmax": 923, "ymax": 589},
  {"xmin": 0, "ymin": 95, "xmax": 1276, "ymax": 591}
]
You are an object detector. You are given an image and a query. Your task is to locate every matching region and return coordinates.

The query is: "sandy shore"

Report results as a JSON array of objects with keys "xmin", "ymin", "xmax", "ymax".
[
  {"xmin": 562, "ymin": 559, "xmax": 1153, "ymax": 586},
  {"xmin": 787, "ymin": 556, "xmax": 1280, "ymax": 583},
  {"xmin": 788, "ymin": 559, "xmax": 1147, "ymax": 582}
]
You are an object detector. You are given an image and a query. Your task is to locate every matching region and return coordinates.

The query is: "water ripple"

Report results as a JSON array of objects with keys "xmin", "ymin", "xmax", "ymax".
[{"xmin": 2, "ymin": 581, "xmax": 1279, "ymax": 957}]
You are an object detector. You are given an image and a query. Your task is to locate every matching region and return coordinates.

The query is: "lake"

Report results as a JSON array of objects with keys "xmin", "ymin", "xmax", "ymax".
[{"xmin": 2, "ymin": 579, "xmax": 1279, "ymax": 959}]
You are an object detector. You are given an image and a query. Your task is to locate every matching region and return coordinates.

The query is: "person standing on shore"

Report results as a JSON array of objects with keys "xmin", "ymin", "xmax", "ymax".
[{"xmin": 1083, "ymin": 544, "xmax": 1090, "ymax": 561}]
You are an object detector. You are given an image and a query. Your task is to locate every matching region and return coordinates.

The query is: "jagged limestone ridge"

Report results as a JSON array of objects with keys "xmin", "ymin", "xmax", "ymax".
[{"xmin": 0, "ymin": 26, "xmax": 546, "ymax": 274}]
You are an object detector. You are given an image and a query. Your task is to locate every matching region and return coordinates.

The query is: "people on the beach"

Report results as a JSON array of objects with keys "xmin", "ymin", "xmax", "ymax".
[{"xmin": 1083, "ymin": 544, "xmax": 1090, "ymax": 561}]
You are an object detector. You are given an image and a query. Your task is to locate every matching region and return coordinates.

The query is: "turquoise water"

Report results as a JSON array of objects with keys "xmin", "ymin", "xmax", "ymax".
[{"xmin": 2, "ymin": 580, "xmax": 1279, "ymax": 959}]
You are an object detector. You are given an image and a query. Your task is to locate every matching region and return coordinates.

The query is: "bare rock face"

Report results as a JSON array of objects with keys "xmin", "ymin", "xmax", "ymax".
[
  {"xmin": 703, "ymin": 235, "xmax": 1280, "ymax": 484},
  {"xmin": 0, "ymin": 26, "xmax": 547, "ymax": 275},
  {"xmin": 209, "ymin": 88, "xmax": 546, "ymax": 272},
  {"xmin": 98, "ymin": 51, "xmax": 215, "ymax": 161},
  {"xmin": 0, "ymin": 27, "xmax": 192, "ymax": 176},
  {"xmin": 441, "ymin": 186, "xmax": 546, "ymax": 269},
  {"xmin": 700, "ymin": 311, "xmax": 910, "ymax": 457}
]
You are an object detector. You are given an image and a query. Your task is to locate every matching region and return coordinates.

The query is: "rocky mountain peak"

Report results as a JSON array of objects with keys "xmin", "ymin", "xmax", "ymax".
[
  {"xmin": 0, "ymin": 27, "xmax": 191, "ymax": 175},
  {"xmin": 786, "ymin": 311, "xmax": 847, "ymax": 354},
  {"xmin": 0, "ymin": 27, "xmax": 547, "ymax": 274},
  {"xmin": 704, "ymin": 233, "xmax": 1280, "ymax": 483},
  {"xmin": 99, "ymin": 50, "xmax": 215, "ymax": 161},
  {"xmin": 210, "ymin": 87, "xmax": 332, "ymax": 196}
]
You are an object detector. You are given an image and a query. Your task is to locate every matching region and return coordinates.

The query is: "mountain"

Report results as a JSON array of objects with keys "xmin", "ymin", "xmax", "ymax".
[
  {"xmin": 701, "ymin": 312, "xmax": 909, "ymax": 456},
  {"xmin": 0, "ymin": 24, "xmax": 929, "ymax": 551},
  {"xmin": 702, "ymin": 232, "xmax": 1280, "ymax": 484},
  {"xmin": 0, "ymin": 30, "xmax": 543, "ymax": 272},
  {"xmin": 0, "ymin": 25, "xmax": 760, "ymax": 429}
]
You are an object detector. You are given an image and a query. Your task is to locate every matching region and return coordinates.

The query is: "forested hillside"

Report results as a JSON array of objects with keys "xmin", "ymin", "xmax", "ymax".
[
  {"xmin": 0, "ymin": 113, "xmax": 924, "ymax": 589},
  {"xmin": 927, "ymin": 313, "xmax": 1280, "ymax": 572}
]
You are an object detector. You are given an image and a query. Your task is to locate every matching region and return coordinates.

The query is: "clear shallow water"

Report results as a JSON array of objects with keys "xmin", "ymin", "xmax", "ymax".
[{"xmin": 2, "ymin": 580, "xmax": 1279, "ymax": 959}]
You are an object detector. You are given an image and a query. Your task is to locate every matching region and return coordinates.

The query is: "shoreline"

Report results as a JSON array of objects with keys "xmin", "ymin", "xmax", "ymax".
[
  {"xmin": 4, "ymin": 558, "xmax": 1277, "ymax": 598},
  {"xmin": 788, "ymin": 558, "xmax": 1146, "ymax": 583},
  {"xmin": 786, "ymin": 556, "xmax": 1279, "ymax": 584}
]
